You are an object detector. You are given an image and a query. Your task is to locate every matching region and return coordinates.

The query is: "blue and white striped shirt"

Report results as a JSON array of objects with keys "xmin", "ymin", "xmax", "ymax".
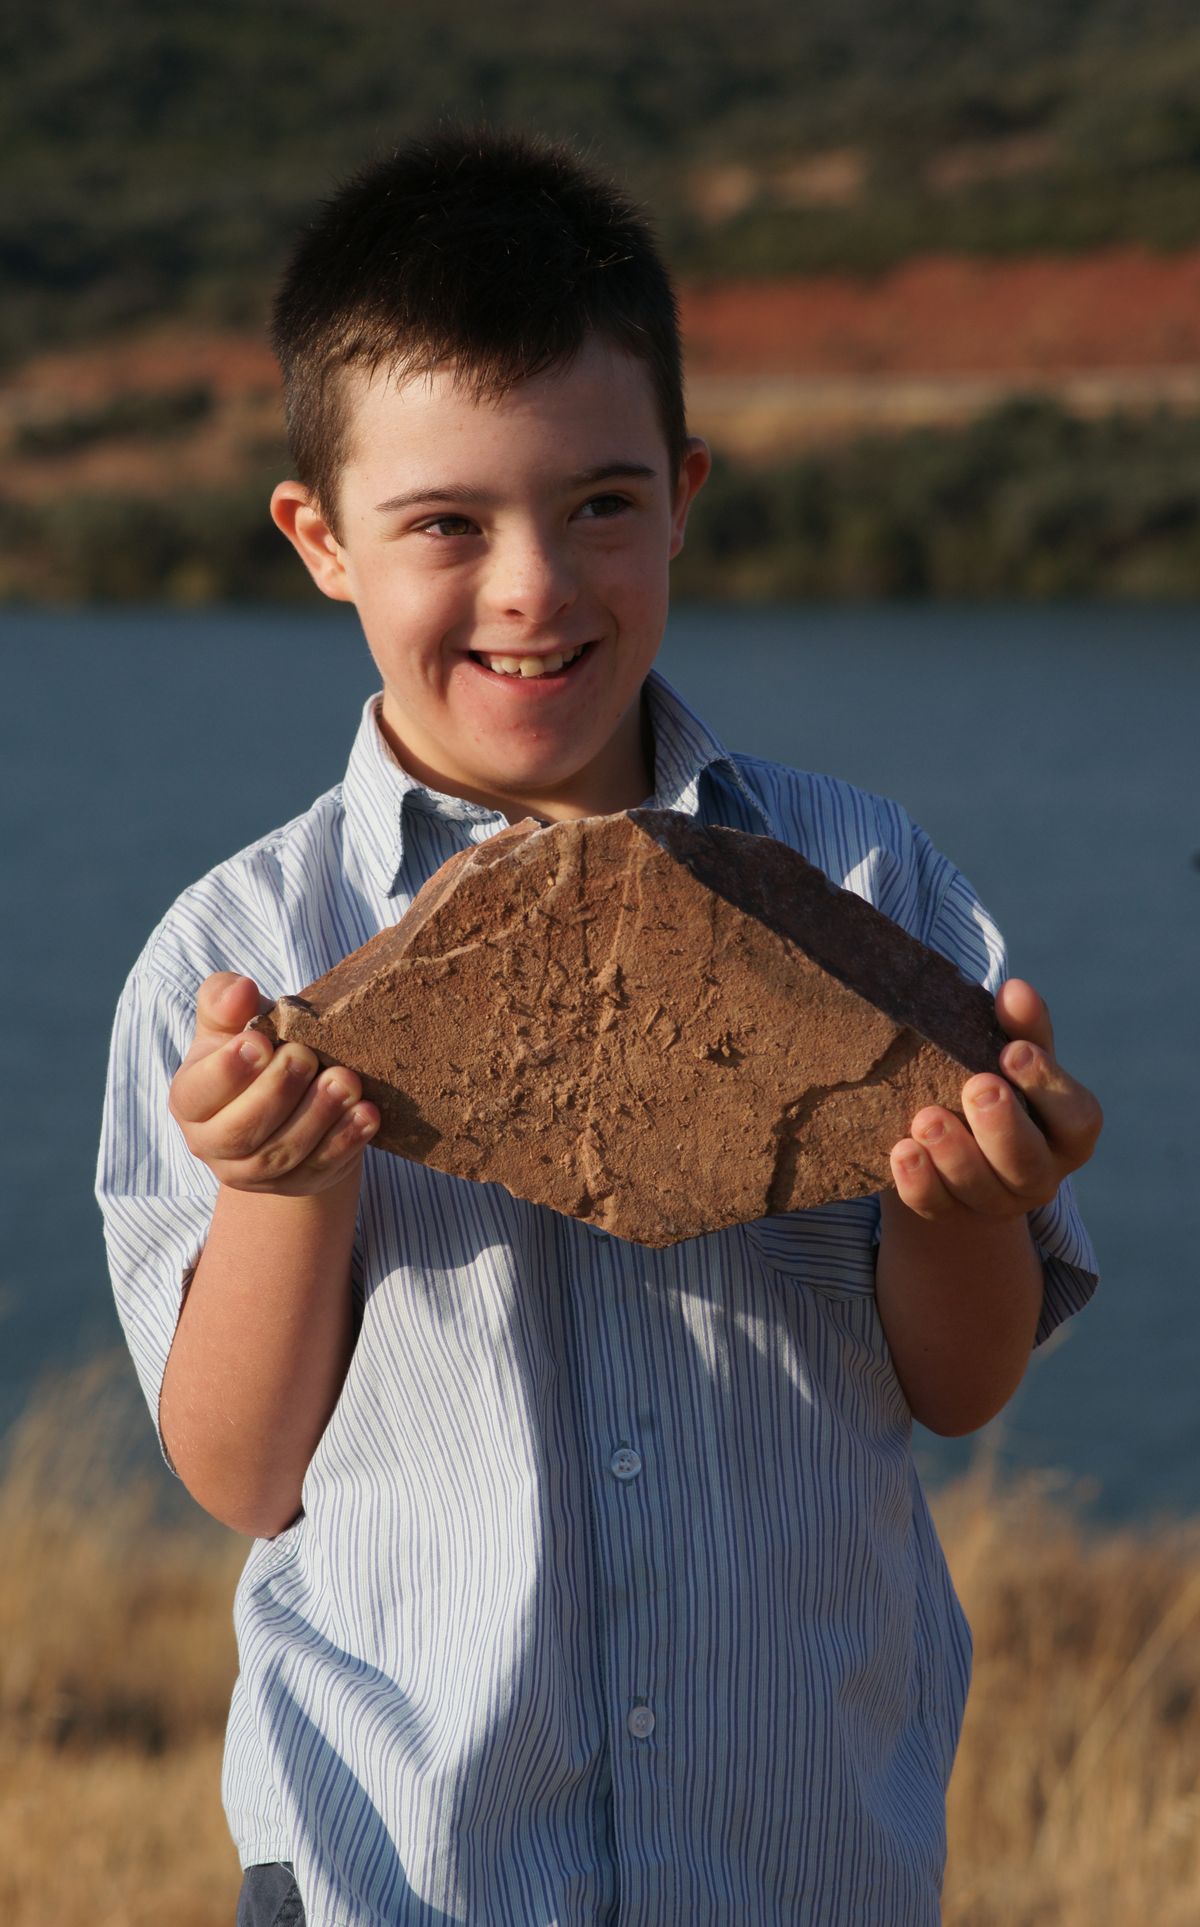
[{"xmin": 98, "ymin": 672, "xmax": 1096, "ymax": 1925}]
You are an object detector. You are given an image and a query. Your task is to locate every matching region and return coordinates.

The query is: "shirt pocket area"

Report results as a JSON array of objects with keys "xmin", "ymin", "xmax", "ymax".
[
  {"xmin": 742, "ymin": 1195, "xmax": 882, "ymax": 1299},
  {"xmin": 740, "ymin": 1196, "xmax": 912, "ymax": 1432}
]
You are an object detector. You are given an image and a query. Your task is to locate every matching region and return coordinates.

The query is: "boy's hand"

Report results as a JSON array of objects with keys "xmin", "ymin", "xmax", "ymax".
[
  {"xmin": 169, "ymin": 973, "xmax": 379, "ymax": 1196},
  {"xmin": 890, "ymin": 978, "xmax": 1102, "ymax": 1223}
]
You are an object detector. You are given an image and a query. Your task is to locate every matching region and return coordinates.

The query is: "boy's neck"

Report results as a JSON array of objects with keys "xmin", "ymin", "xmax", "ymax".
[{"xmin": 377, "ymin": 687, "xmax": 657, "ymax": 825}]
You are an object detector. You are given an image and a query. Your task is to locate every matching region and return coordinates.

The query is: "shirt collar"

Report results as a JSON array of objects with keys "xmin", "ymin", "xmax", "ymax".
[
  {"xmin": 342, "ymin": 672, "xmax": 778, "ymax": 898},
  {"xmin": 643, "ymin": 669, "xmax": 778, "ymax": 834}
]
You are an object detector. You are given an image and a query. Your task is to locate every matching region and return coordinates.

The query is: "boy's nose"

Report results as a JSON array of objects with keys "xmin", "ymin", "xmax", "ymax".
[{"xmin": 486, "ymin": 537, "xmax": 577, "ymax": 625}]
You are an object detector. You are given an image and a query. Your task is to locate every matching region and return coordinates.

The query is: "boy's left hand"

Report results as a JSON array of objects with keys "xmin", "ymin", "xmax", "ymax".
[{"xmin": 890, "ymin": 978, "xmax": 1102, "ymax": 1223}]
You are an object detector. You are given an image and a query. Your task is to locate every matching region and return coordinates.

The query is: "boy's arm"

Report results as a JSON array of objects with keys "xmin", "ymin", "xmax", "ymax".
[
  {"xmin": 160, "ymin": 973, "xmax": 379, "ymax": 1538},
  {"xmin": 875, "ymin": 978, "xmax": 1102, "ymax": 1437}
]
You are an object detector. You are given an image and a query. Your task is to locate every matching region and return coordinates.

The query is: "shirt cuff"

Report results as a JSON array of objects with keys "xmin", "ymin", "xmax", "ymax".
[{"xmin": 1028, "ymin": 1174, "xmax": 1098, "ymax": 1346}]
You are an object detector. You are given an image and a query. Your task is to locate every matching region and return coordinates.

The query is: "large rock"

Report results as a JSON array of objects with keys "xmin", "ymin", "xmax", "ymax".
[{"xmin": 255, "ymin": 810, "xmax": 1009, "ymax": 1245}]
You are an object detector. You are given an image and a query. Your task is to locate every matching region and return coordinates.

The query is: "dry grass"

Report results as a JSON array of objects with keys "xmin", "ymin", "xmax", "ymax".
[
  {"xmin": 2, "ymin": 1362, "xmax": 1198, "ymax": 1925},
  {"xmin": 941, "ymin": 1464, "xmax": 1200, "ymax": 1925},
  {"xmin": 0, "ymin": 1361, "xmax": 245, "ymax": 1925}
]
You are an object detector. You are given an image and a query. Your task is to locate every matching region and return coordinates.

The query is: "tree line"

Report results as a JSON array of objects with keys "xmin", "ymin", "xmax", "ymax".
[{"xmin": 6, "ymin": 399, "xmax": 1199, "ymax": 605}]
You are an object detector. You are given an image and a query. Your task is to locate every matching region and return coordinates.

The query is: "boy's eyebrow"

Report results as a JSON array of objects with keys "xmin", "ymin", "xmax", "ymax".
[
  {"xmin": 566, "ymin": 462, "xmax": 658, "ymax": 488},
  {"xmin": 373, "ymin": 463, "xmax": 658, "ymax": 515},
  {"xmin": 374, "ymin": 484, "xmax": 488, "ymax": 514}
]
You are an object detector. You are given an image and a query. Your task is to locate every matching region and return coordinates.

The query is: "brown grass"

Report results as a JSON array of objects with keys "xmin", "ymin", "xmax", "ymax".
[
  {"xmin": 0, "ymin": 1362, "xmax": 245, "ymax": 1926},
  {"xmin": 940, "ymin": 1467, "xmax": 1200, "ymax": 1925},
  {"xmin": 2, "ymin": 1361, "xmax": 1198, "ymax": 1924}
]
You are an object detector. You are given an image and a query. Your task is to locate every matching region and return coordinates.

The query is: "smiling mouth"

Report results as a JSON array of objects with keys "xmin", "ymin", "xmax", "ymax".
[{"xmin": 470, "ymin": 641, "xmax": 592, "ymax": 679}]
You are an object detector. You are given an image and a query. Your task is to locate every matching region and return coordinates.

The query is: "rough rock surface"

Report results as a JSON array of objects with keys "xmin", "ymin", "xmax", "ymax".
[{"xmin": 255, "ymin": 810, "xmax": 1010, "ymax": 1245}]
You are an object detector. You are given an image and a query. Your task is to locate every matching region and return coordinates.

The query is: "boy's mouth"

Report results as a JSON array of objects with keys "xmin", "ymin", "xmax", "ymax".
[{"xmin": 469, "ymin": 641, "xmax": 592, "ymax": 680}]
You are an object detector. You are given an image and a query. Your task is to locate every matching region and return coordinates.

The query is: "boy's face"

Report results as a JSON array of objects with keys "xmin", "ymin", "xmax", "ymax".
[{"xmin": 272, "ymin": 339, "xmax": 709, "ymax": 822}]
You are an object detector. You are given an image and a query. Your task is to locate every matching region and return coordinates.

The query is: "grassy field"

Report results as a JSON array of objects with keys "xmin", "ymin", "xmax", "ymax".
[{"xmin": 3, "ymin": 1362, "xmax": 1198, "ymax": 1925}]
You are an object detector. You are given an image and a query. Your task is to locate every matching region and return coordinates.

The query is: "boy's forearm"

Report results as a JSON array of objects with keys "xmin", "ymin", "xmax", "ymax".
[
  {"xmin": 159, "ymin": 1172, "xmax": 361, "ymax": 1537},
  {"xmin": 874, "ymin": 1190, "xmax": 1044, "ymax": 1437}
]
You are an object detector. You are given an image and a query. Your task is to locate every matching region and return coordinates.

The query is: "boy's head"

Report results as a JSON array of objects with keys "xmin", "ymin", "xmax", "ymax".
[
  {"xmin": 270, "ymin": 126, "xmax": 709, "ymax": 825},
  {"xmin": 271, "ymin": 125, "xmax": 687, "ymax": 540}
]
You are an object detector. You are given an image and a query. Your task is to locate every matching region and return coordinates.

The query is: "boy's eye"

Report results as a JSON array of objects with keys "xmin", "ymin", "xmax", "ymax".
[
  {"xmin": 419, "ymin": 514, "xmax": 477, "ymax": 538},
  {"xmin": 577, "ymin": 493, "xmax": 630, "ymax": 520}
]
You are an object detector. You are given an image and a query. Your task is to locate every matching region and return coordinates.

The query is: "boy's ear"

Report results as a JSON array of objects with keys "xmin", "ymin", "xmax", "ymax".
[
  {"xmin": 668, "ymin": 437, "xmax": 712, "ymax": 559},
  {"xmin": 270, "ymin": 481, "xmax": 355, "ymax": 603}
]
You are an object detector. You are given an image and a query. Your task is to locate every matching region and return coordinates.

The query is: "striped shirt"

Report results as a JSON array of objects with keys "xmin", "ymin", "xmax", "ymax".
[{"xmin": 97, "ymin": 672, "xmax": 1096, "ymax": 1926}]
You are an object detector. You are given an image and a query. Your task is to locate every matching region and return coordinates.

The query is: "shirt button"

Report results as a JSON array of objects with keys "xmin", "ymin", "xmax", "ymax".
[
  {"xmin": 609, "ymin": 1446, "xmax": 643, "ymax": 1482},
  {"xmin": 627, "ymin": 1703, "xmax": 656, "ymax": 1740}
]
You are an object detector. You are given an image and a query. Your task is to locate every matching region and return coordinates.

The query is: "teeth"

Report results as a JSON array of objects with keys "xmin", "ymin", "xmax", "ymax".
[{"xmin": 480, "ymin": 643, "xmax": 586, "ymax": 678}]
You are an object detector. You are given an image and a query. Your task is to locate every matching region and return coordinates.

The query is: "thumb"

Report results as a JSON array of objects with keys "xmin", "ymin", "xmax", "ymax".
[
  {"xmin": 995, "ymin": 977, "xmax": 1056, "ymax": 1058},
  {"xmin": 192, "ymin": 973, "xmax": 264, "ymax": 1051}
]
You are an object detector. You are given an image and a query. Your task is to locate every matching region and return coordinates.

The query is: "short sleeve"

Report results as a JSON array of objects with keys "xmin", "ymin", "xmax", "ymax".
[
  {"xmin": 95, "ymin": 961, "xmax": 218, "ymax": 1464},
  {"xmin": 921, "ymin": 838, "xmax": 1100, "ymax": 1347}
]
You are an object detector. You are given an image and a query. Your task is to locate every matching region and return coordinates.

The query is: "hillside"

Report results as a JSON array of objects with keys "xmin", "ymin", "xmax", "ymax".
[
  {"xmin": 5, "ymin": 0, "xmax": 1200, "ymax": 361},
  {"xmin": 6, "ymin": 0, "xmax": 1200, "ymax": 599},
  {"xmin": 5, "ymin": 243, "xmax": 1200, "ymax": 604},
  {"xmin": 9, "ymin": 244, "xmax": 1200, "ymax": 496}
]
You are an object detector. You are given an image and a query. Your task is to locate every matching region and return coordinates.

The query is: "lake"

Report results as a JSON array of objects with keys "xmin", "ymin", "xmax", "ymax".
[{"xmin": 2, "ymin": 601, "xmax": 1197, "ymax": 1522}]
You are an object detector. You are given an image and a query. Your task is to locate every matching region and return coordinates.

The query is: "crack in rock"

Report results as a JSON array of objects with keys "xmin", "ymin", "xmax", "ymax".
[{"xmin": 766, "ymin": 1028, "xmax": 925, "ymax": 1215}]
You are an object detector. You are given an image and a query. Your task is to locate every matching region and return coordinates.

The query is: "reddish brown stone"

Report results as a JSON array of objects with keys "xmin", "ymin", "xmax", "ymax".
[{"xmin": 254, "ymin": 810, "xmax": 1010, "ymax": 1245}]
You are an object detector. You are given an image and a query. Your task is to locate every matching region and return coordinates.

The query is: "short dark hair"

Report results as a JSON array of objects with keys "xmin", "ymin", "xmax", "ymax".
[{"xmin": 271, "ymin": 126, "xmax": 686, "ymax": 532}]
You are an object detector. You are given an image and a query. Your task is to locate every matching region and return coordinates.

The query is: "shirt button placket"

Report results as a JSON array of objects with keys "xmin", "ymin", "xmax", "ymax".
[
  {"xmin": 567, "ymin": 1242, "xmax": 667, "ymax": 1904},
  {"xmin": 610, "ymin": 1449, "xmax": 655, "ymax": 1751}
]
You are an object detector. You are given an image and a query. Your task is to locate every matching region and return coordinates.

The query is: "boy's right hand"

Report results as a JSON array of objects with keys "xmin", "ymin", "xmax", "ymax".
[{"xmin": 169, "ymin": 973, "xmax": 379, "ymax": 1196}]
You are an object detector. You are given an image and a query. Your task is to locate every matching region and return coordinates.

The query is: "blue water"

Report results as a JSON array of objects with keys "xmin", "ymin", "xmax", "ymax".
[{"xmin": 2, "ymin": 602, "xmax": 1197, "ymax": 1522}]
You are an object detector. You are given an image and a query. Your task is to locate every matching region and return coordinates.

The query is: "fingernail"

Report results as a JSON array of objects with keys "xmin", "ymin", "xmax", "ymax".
[
  {"xmin": 899, "ymin": 1149, "xmax": 924, "ymax": 1175},
  {"xmin": 1006, "ymin": 1044, "xmax": 1034, "ymax": 1074},
  {"xmin": 918, "ymin": 1119, "xmax": 945, "ymax": 1144},
  {"xmin": 237, "ymin": 1038, "xmax": 264, "ymax": 1067},
  {"xmin": 971, "ymin": 1083, "xmax": 1003, "ymax": 1109}
]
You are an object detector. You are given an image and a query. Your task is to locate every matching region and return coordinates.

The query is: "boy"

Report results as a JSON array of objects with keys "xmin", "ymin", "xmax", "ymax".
[{"xmin": 98, "ymin": 128, "xmax": 1100, "ymax": 1925}]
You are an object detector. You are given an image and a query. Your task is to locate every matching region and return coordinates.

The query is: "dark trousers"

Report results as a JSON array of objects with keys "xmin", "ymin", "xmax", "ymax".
[{"xmin": 236, "ymin": 1861, "xmax": 305, "ymax": 1926}]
